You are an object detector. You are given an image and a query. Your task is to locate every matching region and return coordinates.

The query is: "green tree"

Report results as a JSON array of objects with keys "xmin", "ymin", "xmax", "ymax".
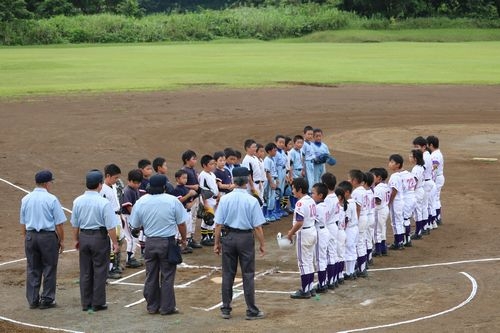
[
  {"xmin": 116, "ymin": 0, "xmax": 143, "ymax": 17},
  {"xmin": 36, "ymin": 0, "xmax": 75, "ymax": 17},
  {"xmin": 0, "ymin": 0, "xmax": 32, "ymax": 21}
]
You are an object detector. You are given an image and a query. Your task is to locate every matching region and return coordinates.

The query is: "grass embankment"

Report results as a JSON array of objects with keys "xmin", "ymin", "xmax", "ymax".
[
  {"xmin": 1, "ymin": 4, "xmax": 500, "ymax": 45},
  {"xmin": 1, "ymin": 41, "xmax": 499, "ymax": 97}
]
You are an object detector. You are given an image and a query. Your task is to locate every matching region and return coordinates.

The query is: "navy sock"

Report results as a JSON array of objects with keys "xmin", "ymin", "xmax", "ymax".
[
  {"xmin": 318, "ymin": 270, "xmax": 327, "ymax": 287},
  {"xmin": 300, "ymin": 274, "xmax": 309, "ymax": 292}
]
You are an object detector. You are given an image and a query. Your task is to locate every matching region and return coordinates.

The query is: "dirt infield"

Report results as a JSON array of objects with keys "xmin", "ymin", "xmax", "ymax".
[{"xmin": 1, "ymin": 85, "xmax": 500, "ymax": 333}]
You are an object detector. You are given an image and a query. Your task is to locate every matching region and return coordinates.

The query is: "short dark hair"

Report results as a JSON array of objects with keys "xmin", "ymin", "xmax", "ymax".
[
  {"xmin": 213, "ymin": 151, "xmax": 225, "ymax": 161},
  {"xmin": 285, "ymin": 136, "xmax": 292, "ymax": 146},
  {"xmin": 104, "ymin": 164, "xmax": 121, "ymax": 177},
  {"xmin": 174, "ymin": 169, "xmax": 187, "ymax": 179},
  {"xmin": 312, "ymin": 183, "xmax": 328, "ymax": 201},
  {"xmin": 303, "ymin": 125, "xmax": 313, "ymax": 134},
  {"xmin": 426, "ymin": 135, "xmax": 439, "ymax": 149},
  {"xmin": 413, "ymin": 136, "xmax": 427, "ymax": 147},
  {"xmin": 389, "ymin": 154, "xmax": 404, "ymax": 168},
  {"xmin": 244, "ymin": 139, "xmax": 256, "ymax": 150},
  {"xmin": 379, "ymin": 167, "xmax": 388, "ymax": 181},
  {"xmin": 152, "ymin": 157, "xmax": 166, "ymax": 172},
  {"xmin": 256, "ymin": 143, "xmax": 264, "ymax": 151},
  {"xmin": 181, "ymin": 150, "xmax": 197, "ymax": 164},
  {"xmin": 292, "ymin": 177, "xmax": 309, "ymax": 195},
  {"xmin": 234, "ymin": 150, "xmax": 242, "ymax": 159},
  {"xmin": 313, "ymin": 128, "xmax": 323, "ymax": 135},
  {"xmin": 265, "ymin": 142, "xmax": 277, "ymax": 153},
  {"xmin": 275, "ymin": 134, "xmax": 285, "ymax": 142},
  {"xmin": 293, "ymin": 135, "xmax": 304, "ymax": 143},
  {"xmin": 364, "ymin": 172, "xmax": 374, "ymax": 187},
  {"xmin": 128, "ymin": 169, "xmax": 143, "ymax": 182},
  {"xmin": 321, "ymin": 172, "xmax": 337, "ymax": 190},
  {"xmin": 138, "ymin": 159, "xmax": 151, "ymax": 170},
  {"xmin": 224, "ymin": 148, "xmax": 237, "ymax": 158},
  {"xmin": 200, "ymin": 154, "xmax": 214, "ymax": 167},
  {"xmin": 349, "ymin": 169, "xmax": 365, "ymax": 184},
  {"xmin": 337, "ymin": 180, "xmax": 353, "ymax": 194}
]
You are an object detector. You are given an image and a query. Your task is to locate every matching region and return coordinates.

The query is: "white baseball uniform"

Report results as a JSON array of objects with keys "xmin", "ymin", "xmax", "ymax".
[{"xmin": 373, "ymin": 182, "xmax": 390, "ymax": 244}]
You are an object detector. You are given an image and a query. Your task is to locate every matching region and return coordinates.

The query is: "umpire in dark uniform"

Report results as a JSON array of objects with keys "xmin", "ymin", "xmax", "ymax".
[
  {"xmin": 213, "ymin": 167, "xmax": 266, "ymax": 320},
  {"xmin": 71, "ymin": 170, "xmax": 119, "ymax": 312},
  {"xmin": 20, "ymin": 170, "xmax": 67, "ymax": 309},
  {"xmin": 129, "ymin": 174, "xmax": 188, "ymax": 315}
]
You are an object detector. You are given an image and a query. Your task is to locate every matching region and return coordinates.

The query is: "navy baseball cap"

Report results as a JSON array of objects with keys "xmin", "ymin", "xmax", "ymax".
[
  {"xmin": 35, "ymin": 170, "xmax": 54, "ymax": 184},
  {"xmin": 86, "ymin": 170, "xmax": 103, "ymax": 188},
  {"xmin": 232, "ymin": 167, "xmax": 250, "ymax": 178},
  {"xmin": 149, "ymin": 174, "xmax": 167, "ymax": 188}
]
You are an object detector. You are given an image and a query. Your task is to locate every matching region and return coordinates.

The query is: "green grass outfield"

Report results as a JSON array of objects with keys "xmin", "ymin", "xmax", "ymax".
[{"xmin": 1, "ymin": 40, "xmax": 500, "ymax": 97}]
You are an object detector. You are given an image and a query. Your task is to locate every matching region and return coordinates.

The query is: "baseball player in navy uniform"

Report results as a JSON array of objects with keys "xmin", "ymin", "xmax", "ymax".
[
  {"xmin": 71, "ymin": 170, "xmax": 120, "ymax": 311},
  {"xmin": 20, "ymin": 170, "xmax": 66, "ymax": 309},
  {"xmin": 213, "ymin": 167, "xmax": 266, "ymax": 320},
  {"xmin": 288, "ymin": 178, "xmax": 318, "ymax": 299}
]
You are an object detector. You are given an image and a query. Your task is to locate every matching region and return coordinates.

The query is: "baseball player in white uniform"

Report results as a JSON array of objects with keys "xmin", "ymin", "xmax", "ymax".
[
  {"xmin": 400, "ymin": 167, "xmax": 417, "ymax": 247},
  {"xmin": 427, "ymin": 135, "xmax": 445, "ymax": 226},
  {"xmin": 198, "ymin": 155, "xmax": 219, "ymax": 246},
  {"xmin": 409, "ymin": 149, "xmax": 427, "ymax": 239},
  {"xmin": 413, "ymin": 137, "xmax": 437, "ymax": 234},
  {"xmin": 288, "ymin": 178, "xmax": 318, "ymax": 299},
  {"xmin": 370, "ymin": 168, "xmax": 391, "ymax": 256},
  {"xmin": 349, "ymin": 170, "xmax": 369, "ymax": 277},
  {"xmin": 312, "ymin": 183, "xmax": 331, "ymax": 293},
  {"xmin": 388, "ymin": 154, "xmax": 406, "ymax": 250},
  {"xmin": 334, "ymin": 189, "xmax": 347, "ymax": 284},
  {"xmin": 337, "ymin": 181, "xmax": 358, "ymax": 280},
  {"xmin": 321, "ymin": 172, "xmax": 340, "ymax": 288},
  {"xmin": 242, "ymin": 139, "xmax": 262, "ymax": 198},
  {"xmin": 364, "ymin": 172, "xmax": 376, "ymax": 265}
]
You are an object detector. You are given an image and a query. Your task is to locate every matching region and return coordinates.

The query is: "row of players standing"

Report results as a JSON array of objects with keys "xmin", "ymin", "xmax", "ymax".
[{"xmin": 284, "ymin": 134, "xmax": 445, "ymax": 298}]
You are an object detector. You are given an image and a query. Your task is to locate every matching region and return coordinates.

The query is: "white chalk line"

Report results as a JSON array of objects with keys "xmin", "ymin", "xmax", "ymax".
[
  {"xmin": 0, "ymin": 177, "xmax": 73, "ymax": 214},
  {"xmin": 0, "ymin": 314, "xmax": 84, "ymax": 333},
  {"xmin": 336, "ymin": 271, "xmax": 478, "ymax": 333}
]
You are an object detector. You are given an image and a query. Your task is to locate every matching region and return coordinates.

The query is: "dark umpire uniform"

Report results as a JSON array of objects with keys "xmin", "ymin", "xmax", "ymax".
[
  {"xmin": 129, "ymin": 174, "xmax": 187, "ymax": 315},
  {"xmin": 71, "ymin": 170, "xmax": 119, "ymax": 311},
  {"xmin": 20, "ymin": 170, "xmax": 66, "ymax": 309},
  {"xmin": 213, "ymin": 167, "xmax": 266, "ymax": 320}
]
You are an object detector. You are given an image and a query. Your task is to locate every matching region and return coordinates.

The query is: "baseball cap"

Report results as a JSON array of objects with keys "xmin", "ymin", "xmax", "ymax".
[
  {"xmin": 35, "ymin": 170, "xmax": 54, "ymax": 184},
  {"xmin": 232, "ymin": 167, "xmax": 250, "ymax": 178},
  {"xmin": 149, "ymin": 174, "xmax": 167, "ymax": 189},
  {"xmin": 86, "ymin": 170, "xmax": 103, "ymax": 188}
]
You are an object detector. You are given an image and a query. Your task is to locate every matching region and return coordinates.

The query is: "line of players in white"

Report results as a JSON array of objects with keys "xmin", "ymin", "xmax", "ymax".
[{"xmin": 286, "ymin": 135, "xmax": 444, "ymax": 299}]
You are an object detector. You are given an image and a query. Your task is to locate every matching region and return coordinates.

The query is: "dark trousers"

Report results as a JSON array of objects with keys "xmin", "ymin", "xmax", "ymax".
[
  {"xmin": 25, "ymin": 231, "xmax": 59, "ymax": 306},
  {"xmin": 144, "ymin": 237, "xmax": 177, "ymax": 314},
  {"xmin": 221, "ymin": 231, "xmax": 259, "ymax": 315},
  {"xmin": 79, "ymin": 231, "xmax": 110, "ymax": 308}
]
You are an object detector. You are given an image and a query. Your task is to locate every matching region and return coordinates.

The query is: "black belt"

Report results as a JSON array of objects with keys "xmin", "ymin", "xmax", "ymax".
[
  {"xmin": 27, "ymin": 229, "xmax": 54, "ymax": 233},
  {"xmin": 115, "ymin": 211, "xmax": 121, "ymax": 215},
  {"xmin": 302, "ymin": 226, "xmax": 311, "ymax": 230},
  {"xmin": 80, "ymin": 228, "xmax": 106, "ymax": 235},
  {"xmin": 254, "ymin": 181, "xmax": 263, "ymax": 184},
  {"xmin": 318, "ymin": 226, "xmax": 325, "ymax": 229},
  {"xmin": 224, "ymin": 226, "xmax": 252, "ymax": 233},
  {"xmin": 186, "ymin": 208, "xmax": 191, "ymax": 212},
  {"xmin": 425, "ymin": 179, "xmax": 431, "ymax": 181},
  {"xmin": 212, "ymin": 196, "xmax": 218, "ymax": 199}
]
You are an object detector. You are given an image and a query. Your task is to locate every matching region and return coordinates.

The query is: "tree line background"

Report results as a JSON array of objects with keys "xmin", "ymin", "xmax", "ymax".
[{"xmin": 2, "ymin": 0, "xmax": 499, "ymax": 21}]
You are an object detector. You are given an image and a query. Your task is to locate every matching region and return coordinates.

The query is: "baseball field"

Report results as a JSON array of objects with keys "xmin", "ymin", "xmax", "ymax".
[{"xmin": 1, "ymin": 39, "xmax": 500, "ymax": 333}]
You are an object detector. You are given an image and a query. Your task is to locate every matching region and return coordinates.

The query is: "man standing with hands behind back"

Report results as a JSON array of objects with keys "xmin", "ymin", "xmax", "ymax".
[
  {"xmin": 20, "ymin": 170, "xmax": 66, "ymax": 310},
  {"xmin": 71, "ymin": 170, "xmax": 119, "ymax": 312},
  {"xmin": 213, "ymin": 167, "xmax": 266, "ymax": 321}
]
